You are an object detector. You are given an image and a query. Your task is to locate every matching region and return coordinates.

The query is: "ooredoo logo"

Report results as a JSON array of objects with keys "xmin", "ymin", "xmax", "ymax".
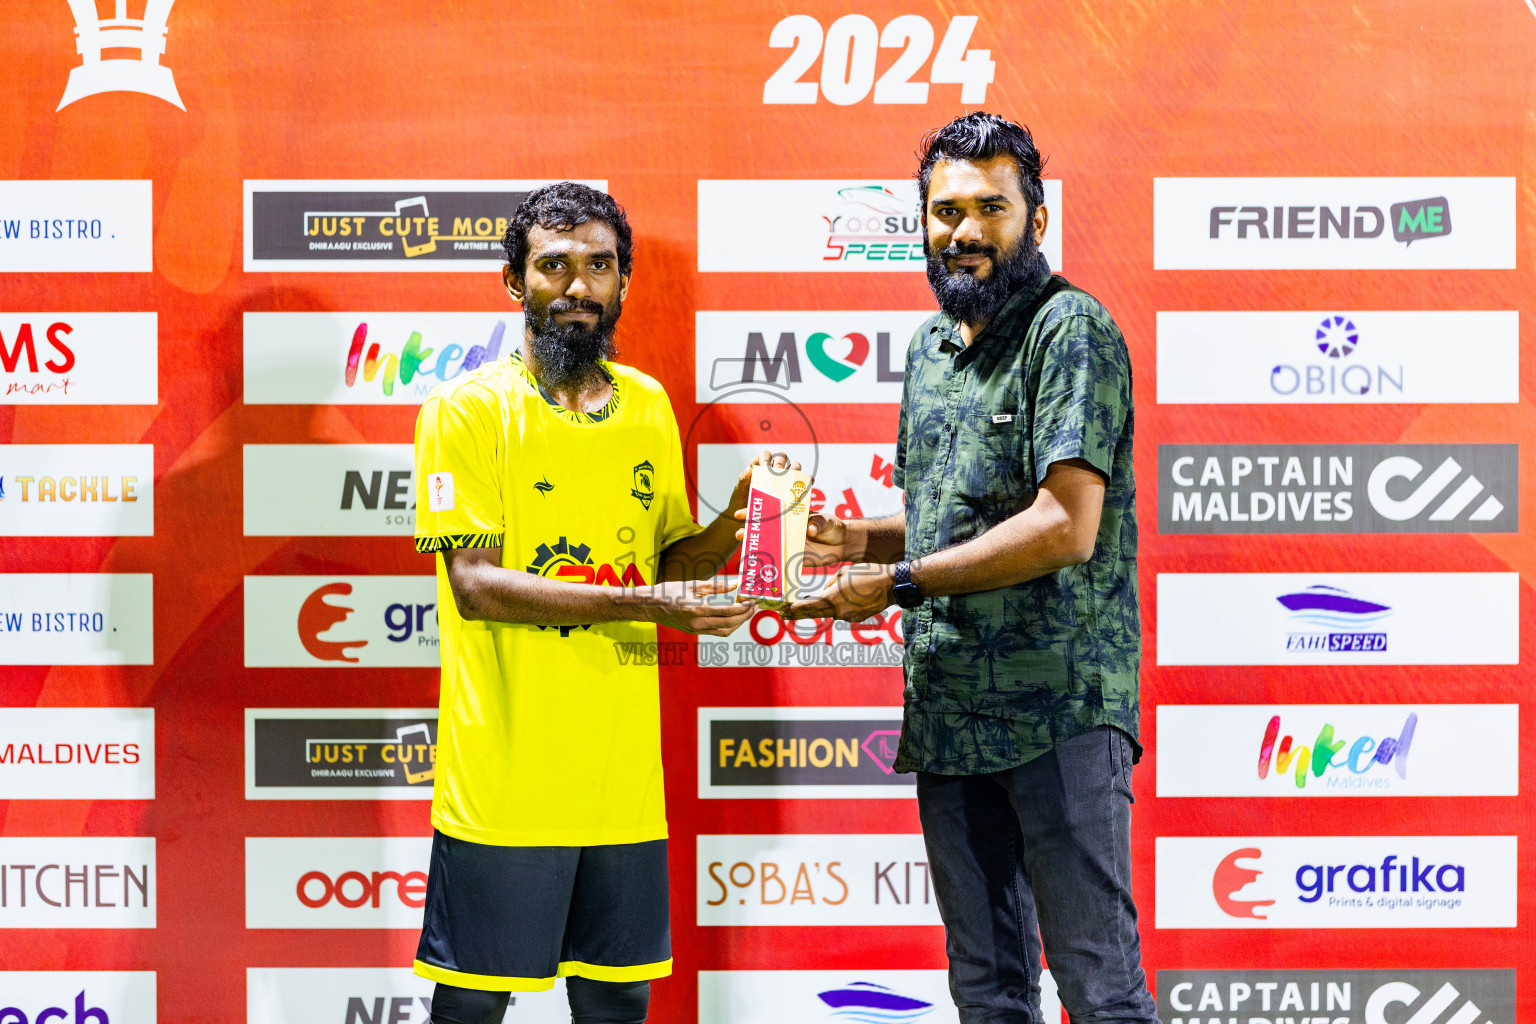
[
  {"xmin": 295, "ymin": 868, "xmax": 426, "ymax": 909},
  {"xmin": 1213, "ymin": 848, "xmax": 1274, "ymax": 919},
  {"xmin": 246, "ymin": 836, "xmax": 433, "ymax": 928},
  {"xmin": 298, "ymin": 583, "xmax": 365, "ymax": 663}
]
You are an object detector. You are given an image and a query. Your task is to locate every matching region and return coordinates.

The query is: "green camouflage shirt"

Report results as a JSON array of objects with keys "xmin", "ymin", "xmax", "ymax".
[{"xmin": 892, "ymin": 254, "xmax": 1140, "ymax": 775}]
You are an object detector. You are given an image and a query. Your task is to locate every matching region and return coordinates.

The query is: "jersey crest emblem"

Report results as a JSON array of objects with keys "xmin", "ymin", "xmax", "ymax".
[{"xmin": 631, "ymin": 460, "xmax": 655, "ymax": 510}]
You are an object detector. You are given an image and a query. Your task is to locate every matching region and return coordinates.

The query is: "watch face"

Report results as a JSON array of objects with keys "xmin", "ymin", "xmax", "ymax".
[{"xmin": 894, "ymin": 583, "xmax": 922, "ymax": 609}]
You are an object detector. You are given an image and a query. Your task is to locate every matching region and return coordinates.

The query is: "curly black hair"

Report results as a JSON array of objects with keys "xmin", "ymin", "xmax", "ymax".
[
  {"xmin": 502, "ymin": 182, "xmax": 634, "ymax": 278},
  {"xmin": 916, "ymin": 112, "xmax": 1047, "ymax": 219}
]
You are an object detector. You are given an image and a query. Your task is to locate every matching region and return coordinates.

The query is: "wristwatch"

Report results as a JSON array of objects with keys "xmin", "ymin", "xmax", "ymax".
[{"xmin": 891, "ymin": 560, "xmax": 923, "ymax": 609}]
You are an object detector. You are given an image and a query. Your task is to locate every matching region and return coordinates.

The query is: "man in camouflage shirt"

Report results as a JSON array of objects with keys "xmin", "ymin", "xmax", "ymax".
[{"xmin": 786, "ymin": 113, "xmax": 1156, "ymax": 1023}]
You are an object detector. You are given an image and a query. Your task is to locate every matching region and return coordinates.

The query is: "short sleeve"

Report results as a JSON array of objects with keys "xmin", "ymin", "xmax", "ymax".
[
  {"xmin": 892, "ymin": 327, "xmax": 920, "ymax": 492},
  {"xmin": 413, "ymin": 388, "xmax": 506, "ymax": 552},
  {"xmin": 1030, "ymin": 314, "xmax": 1131, "ymax": 486},
  {"xmin": 655, "ymin": 395, "xmax": 705, "ymax": 550}
]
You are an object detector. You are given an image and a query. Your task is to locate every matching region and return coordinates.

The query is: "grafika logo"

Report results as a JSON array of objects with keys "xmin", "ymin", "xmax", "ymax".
[
  {"xmin": 1258, "ymin": 712, "xmax": 1416, "ymax": 790},
  {"xmin": 823, "ymin": 185, "xmax": 923, "ymax": 264},
  {"xmin": 345, "ymin": 319, "xmax": 507, "ymax": 397}
]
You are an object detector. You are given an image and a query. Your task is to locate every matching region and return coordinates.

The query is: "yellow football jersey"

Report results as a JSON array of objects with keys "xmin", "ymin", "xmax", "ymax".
[{"xmin": 414, "ymin": 351, "xmax": 702, "ymax": 846}]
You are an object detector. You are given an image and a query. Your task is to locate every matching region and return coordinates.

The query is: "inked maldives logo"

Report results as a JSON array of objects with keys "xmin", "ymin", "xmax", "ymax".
[
  {"xmin": 1258, "ymin": 713, "xmax": 1416, "ymax": 790},
  {"xmin": 344, "ymin": 319, "xmax": 507, "ymax": 396}
]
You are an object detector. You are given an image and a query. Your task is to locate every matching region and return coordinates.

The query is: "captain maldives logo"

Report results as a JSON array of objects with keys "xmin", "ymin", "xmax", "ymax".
[{"xmin": 1279, "ymin": 584, "xmax": 1391, "ymax": 653}]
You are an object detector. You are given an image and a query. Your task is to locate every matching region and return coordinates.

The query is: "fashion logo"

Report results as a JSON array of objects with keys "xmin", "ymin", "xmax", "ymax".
[{"xmin": 60, "ymin": 0, "xmax": 184, "ymax": 111}]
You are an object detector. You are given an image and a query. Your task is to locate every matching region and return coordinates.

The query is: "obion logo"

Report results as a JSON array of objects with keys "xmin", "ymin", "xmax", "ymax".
[
  {"xmin": 1153, "ymin": 177, "xmax": 1514, "ymax": 269},
  {"xmin": 244, "ymin": 312, "xmax": 522, "ymax": 405},
  {"xmin": 1155, "ymin": 835, "xmax": 1517, "ymax": 929},
  {"xmin": 246, "ymin": 837, "xmax": 433, "ymax": 928},
  {"xmin": 1156, "ymin": 310, "xmax": 1519, "ymax": 406},
  {"xmin": 243, "ymin": 576, "xmax": 439, "ymax": 668},
  {"xmin": 1156, "ymin": 704, "xmax": 1520, "ymax": 799}
]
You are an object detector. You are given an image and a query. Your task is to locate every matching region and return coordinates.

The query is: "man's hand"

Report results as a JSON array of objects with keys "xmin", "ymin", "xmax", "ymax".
[
  {"xmin": 726, "ymin": 450, "xmax": 800, "ymax": 520},
  {"xmin": 803, "ymin": 511, "xmax": 850, "ymax": 566},
  {"xmin": 782, "ymin": 562, "xmax": 893, "ymax": 622},
  {"xmin": 623, "ymin": 578, "xmax": 756, "ymax": 636}
]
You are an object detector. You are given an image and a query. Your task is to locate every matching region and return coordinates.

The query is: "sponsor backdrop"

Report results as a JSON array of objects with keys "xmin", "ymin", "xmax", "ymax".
[{"xmin": 0, "ymin": 2, "xmax": 1531, "ymax": 1022}]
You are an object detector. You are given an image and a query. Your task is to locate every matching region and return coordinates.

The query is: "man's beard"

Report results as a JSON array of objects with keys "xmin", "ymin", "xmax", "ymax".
[
  {"xmin": 925, "ymin": 231, "xmax": 1040, "ymax": 327},
  {"xmin": 524, "ymin": 295, "xmax": 621, "ymax": 393}
]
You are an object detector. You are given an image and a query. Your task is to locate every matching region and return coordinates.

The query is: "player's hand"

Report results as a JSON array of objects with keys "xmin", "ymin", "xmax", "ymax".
[
  {"xmin": 802, "ymin": 511, "xmax": 851, "ymax": 566},
  {"xmin": 728, "ymin": 450, "xmax": 802, "ymax": 534},
  {"xmin": 638, "ymin": 578, "xmax": 756, "ymax": 636},
  {"xmin": 782, "ymin": 562, "xmax": 893, "ymax": 622}
]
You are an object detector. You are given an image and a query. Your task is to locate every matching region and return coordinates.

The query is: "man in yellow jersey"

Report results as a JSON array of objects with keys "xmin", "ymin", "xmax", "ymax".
[{"xmin": 411, "ymin": 182, "xmax": 767, "ymax": 1024}]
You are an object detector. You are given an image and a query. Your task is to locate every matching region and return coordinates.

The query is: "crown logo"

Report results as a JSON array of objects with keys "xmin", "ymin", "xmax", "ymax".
[{"xmin": 59, "ymin": 0, "xmax": 185, "ymax": 111}]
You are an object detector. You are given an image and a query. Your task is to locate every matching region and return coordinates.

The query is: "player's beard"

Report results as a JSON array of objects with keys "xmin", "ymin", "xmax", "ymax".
[
  {"xmin": 925, "ymin": 229, "xmax": 1041, "ymax": 327},
  {"xmin": 524, "ymin": 295, "xmax": 622, "ymax": 394}
]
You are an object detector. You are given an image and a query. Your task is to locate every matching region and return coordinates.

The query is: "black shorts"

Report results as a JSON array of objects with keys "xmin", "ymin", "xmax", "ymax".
[{"xmin": 412, "ymin": 830, "xmax": 671, "ymax": 992}]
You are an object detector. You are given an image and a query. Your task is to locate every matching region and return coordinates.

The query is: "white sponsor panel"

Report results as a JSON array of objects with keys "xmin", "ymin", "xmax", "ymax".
[
  {"xmin": 1156, "ymin": 705, "xmax": 1518, "ymax": 798},
  {"xmin": 244, "ymin": 444, "xmax": 415, "ymax": 536},
  {"xmin": 697, "ymin": 706, "xmax": 911, "ymax": 800},
  {"xmin": 243, "ymin": 312, "xmax": 520, "ymax": 405},
  {"xmin": 697, "ymin": 594, "xmax": 905, "ymax": 670},
  {"xmin": 698, "ymin": 179, "xmax": 1062, "ymax": 272},
  {"xmin": 699, "ymin": 969, "xmax": 1067, "ymax": 1024},
  {"xmin": 243, "ymin": 708, "xmax": 438, "ymax": 801},
  {"xmin": 1153, "ymin": 177, "xmax": 1515, "ymax": 269},
  {"xmin": 1156, "ymin": 310, "xmax": 1518, "ymax": 405},
  {"xmin": 0, "ymin": 707, "xmax": 154, "ymax": 799},
  {"xmin": 248, "ymin": 968, "xmax": 569, "ymax": 1023},
  {"xmin": 243, "ymin": 576, "xmax": 439, "ymax": 668},
  {"xmin": 245, "ymin": 837, "xmax": 433, "ymax": 929},
  {"xmin": 0, "ymin": 837, "xmax": 154, "ymax": 928},
  {"xmin": 695, "ymin": 443, "xmax": 902, "ymax": 524},
  {"xmin": 694, "ymin": 311, "xmax": 925, "ymax": 403},
  {"xmin": 1156, "ymin": 835, "xmax": 1517, "ymax": 929},
  {"xmin": 0, "ymin": 180, "xmax": 153, "ymax": 272},
  {"xmin": 0, "ymin": 574, "xmax": 153, "ymax": 665},
  {"xmin": 0, "ymin": 972, "xmax": 156, "ymax": 1022},
  {"xmin": 1155, "ymin": 573, "xmax": 1518, "ymax": 666},
  {"xmin": 697, "ymin": 834, "xmax": 939, "ymax": 925},
  {"xmin": 0, "ymin": 445, "xmax": 154, "ymax": 536},
  {"xmin": 0, "ymin": 313, "xmax": 158, "ymax": 405}
]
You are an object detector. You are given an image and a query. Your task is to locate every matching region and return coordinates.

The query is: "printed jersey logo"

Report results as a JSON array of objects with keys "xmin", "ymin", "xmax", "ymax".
[
  {"xmin": 631, "ymin": 460, "xmax": 655, "ymax": 510},
  {"xmin": 426, "ymin": 472, "xmax": 454, "ymax": 512},
  {"xmin": 526, "ymin": 537, "xmax": 646, "ymax": 637},
  {"xmin": 60, "ymin": 0, "xmax": 184, "ymax": 111},
  {"xmin": 817, "ymin": 980, "xmax": 934, "ymax": 1022},
  {"xmin": 298, "ymin": 583, "xmax": 366, "ymax": 662},
  {"xmin": 1213, "ymin": 848, "xmax": 1275, "ymax": 919},
  {"xmin": 534, "ymin": 476, "xmax": 553, "ymax": 495}
]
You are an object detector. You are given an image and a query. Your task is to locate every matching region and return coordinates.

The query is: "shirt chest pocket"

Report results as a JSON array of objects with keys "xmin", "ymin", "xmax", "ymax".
[{"xmin": 952, "ymin": 408, "xmax": 1034, "ymax": 522}]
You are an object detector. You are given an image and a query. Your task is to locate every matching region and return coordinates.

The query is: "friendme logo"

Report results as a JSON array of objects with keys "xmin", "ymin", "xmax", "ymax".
[{"xmin": 1154, "ymin": 177, "xmax": 1512, "ymax": 269}]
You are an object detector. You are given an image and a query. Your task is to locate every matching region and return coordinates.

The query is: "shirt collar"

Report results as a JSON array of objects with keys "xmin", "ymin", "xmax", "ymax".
[{"xmin": 930, "ymin": 250, "xmax": 1053, "ymax": 357}]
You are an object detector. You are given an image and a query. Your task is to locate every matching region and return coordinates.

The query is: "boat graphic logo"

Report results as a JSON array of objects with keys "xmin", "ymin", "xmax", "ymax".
[
  {"xmin": 817, "ymin": 981, "xmax": 934, "ymax": 1023},
  {"xmin": 1277, "ymin": 584, "xmax": 1393, "ymax": 653}
]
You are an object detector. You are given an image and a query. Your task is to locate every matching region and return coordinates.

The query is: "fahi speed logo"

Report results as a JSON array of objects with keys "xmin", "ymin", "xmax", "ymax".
[
  {"xmin": 243, "ymin": 577, "xmax": 439, "ymax": 668},
  {"xmin": 1155, "ymin": 836, "xmax": 1516, "ymax": 928}
]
